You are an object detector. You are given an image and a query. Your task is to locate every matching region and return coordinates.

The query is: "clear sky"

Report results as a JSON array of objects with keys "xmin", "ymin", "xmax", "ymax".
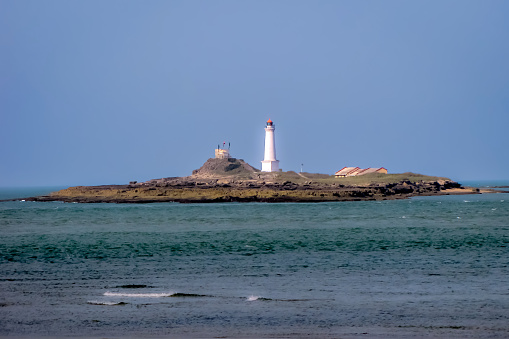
[{"xmin": 1, "ymin": 1, "xmax": 508, "ymax": 186}]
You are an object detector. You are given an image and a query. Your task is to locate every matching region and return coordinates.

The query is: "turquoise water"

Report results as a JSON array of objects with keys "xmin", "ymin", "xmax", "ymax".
[
  {"xmin": 461, "ymin": 180, "xmax": 509, "ymax": 193},
  {"xmin": 0, "ymin": 186, "xmax": 67, "ymax": 201},
  {"xmin": 1, "ymin": 187, "xmax": 509, "ymax": 338}
]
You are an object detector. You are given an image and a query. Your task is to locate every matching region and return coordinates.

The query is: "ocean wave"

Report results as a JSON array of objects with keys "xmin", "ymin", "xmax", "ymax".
[
  {"xmin": 170, "ymin": 293, "xmax": 208, "ymax": 297},
  {"xmin": 115, "ymin": 284, "xmax": 152, "ymax": 289},
  {"xmin": 103, "ymin": 291, "xmax": 208, "ymax": 298},
  {"xmin": 87, "ymin": 300, "xmax": 128, "ymax": 306},
  {"xmin": 246, "ymin": 295, "xmax": 273, "ymax": 301},
  {"xmin": 104, "ymin": 291, "xmax": 174, "ymax": 298},
  {"xmin": 246, "ymin": 296, "xmax": 307, "ymax": 302}
]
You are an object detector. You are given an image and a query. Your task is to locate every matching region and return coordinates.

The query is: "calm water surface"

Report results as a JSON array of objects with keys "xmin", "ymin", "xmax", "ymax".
[{"xmin": 1, "ymin": 187, "xmax": 508, "ymax": 338}]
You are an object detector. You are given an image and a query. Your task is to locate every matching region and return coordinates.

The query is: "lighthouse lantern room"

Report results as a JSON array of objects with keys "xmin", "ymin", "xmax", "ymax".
[{"xmin": 261, "ymin": 119, "xmax": 280, "ymax": 172}]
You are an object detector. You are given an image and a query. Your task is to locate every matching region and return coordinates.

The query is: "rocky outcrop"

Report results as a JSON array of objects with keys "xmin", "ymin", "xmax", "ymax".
[
  {"xmin": 24, "ymin": 176, "xmax": 472, "ymax": 204},
  {"xmin": 191, "ymin": 158, "xmax": 259, "ymax": 179},
  {"xmin": 18, "ymin": 158, "xmax": 480, "ymax": 204}
]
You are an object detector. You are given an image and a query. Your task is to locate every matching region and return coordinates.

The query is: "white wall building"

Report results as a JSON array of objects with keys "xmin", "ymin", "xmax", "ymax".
[
  {"xmin": 215, "ymin": 148, "xmax": 230, "ymax": 159},
  {"xmin": 261, "ymin": 119, "xmax": 280, "ymax": 172}
]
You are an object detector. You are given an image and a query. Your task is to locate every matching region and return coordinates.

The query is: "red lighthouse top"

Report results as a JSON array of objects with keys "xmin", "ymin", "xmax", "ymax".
[{"xmin": 267, "ymin": 119, "xmax": 273, "ymax": 126}]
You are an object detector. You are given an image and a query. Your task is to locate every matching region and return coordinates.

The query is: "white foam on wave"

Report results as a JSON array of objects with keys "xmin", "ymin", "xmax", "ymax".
[
  {"xmin": 247, "ymin": 295, "xmax": 260, "ymax": 301},
  {"xmin": 104, "ymin": 291, "xmax": 174, "ymax": 298},
  {"xmin": 87, "ymin": 300, "xmax": 127, "ymax": 306}
]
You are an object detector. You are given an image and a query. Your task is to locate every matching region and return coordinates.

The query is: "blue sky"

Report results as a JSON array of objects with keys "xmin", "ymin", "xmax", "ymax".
[{"xmin": 1, "ymin": 1, "xmax": 508, "ymax": 186}]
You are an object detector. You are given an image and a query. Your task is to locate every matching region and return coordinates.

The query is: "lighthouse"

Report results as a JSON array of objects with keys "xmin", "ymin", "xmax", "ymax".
[{"xmin": 261, "ymin": 119, "xmax": 280, "ymax": 172}]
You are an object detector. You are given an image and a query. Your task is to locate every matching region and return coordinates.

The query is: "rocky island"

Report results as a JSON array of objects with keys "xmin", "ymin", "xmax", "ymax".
[{"xmin": 23, "ymin": 158, "xmax": 482, "ymax": 203}]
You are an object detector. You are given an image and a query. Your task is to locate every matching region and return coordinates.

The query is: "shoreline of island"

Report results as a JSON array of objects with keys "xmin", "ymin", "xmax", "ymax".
[
  {"xmin": 20, "ymin": 186, "xmax": 490, "ymax": 204},
  {"xmin": 10, "ymin": 158, "xmax": 504, "ymax": 204},
  {"xmin": 18, "ymin": 177, "xmax": 495, "ymax": 204}
]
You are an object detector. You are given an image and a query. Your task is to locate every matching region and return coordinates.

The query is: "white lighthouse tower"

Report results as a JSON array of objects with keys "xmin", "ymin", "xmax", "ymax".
[{"xmin": 261, "ymin": 119, "xmax": 280, "ymax": 172}]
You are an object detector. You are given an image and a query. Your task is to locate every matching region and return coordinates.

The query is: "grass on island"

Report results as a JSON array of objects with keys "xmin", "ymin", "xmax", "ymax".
[
  {"xmin": 274, "ymin": 171, "xmax": 451, "ymax": 186},
  {"xmin": 192, "ymin": 158, "xmax": 453, "ymax": 186}
]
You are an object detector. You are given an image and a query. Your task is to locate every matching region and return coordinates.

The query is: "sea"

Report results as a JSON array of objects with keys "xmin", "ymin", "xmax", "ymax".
[{"xmin": 1, "ymin": 183, "xmax": 508, "ymax": 338}]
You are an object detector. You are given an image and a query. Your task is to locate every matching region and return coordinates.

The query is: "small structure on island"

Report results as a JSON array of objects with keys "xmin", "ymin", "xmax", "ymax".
[
  {"xmin": 215, "ymin": 142, "xmax": 231, "ymax": 159},
  {"xmin": 335, "ymin": 167, "xmax": 387, "ymax": 178},
  {"xmin": 261, "ymin": 119, "xmax": 280, "ymax": 172}
]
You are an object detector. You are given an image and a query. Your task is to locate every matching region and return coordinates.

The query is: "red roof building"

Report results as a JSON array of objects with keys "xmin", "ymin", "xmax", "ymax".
[{"xmin": 335, "ymin": 167, "xmax": 387, "ymax": 177}]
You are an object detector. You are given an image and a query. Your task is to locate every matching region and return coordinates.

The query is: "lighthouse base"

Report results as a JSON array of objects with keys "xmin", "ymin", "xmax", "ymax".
[{"xmin": 261, "ymin": 160, "xmax": 280, "ymax": 172}]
